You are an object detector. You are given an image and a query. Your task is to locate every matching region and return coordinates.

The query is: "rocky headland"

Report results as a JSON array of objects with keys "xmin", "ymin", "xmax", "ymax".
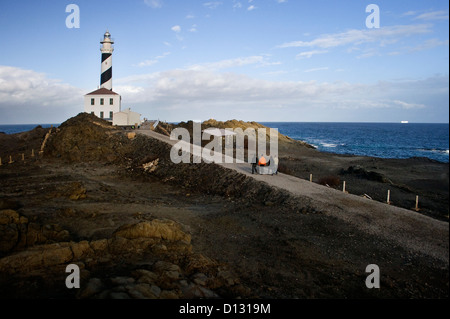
[{"xmin": 0, "ymin": 113, "xmax": 448, "ymax": 299}]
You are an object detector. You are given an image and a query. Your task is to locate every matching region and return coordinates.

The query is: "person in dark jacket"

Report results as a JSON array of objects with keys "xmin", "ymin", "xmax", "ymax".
[{"xmin": 251, "ymin": 154, "xmax": 258, "ymax": 174}]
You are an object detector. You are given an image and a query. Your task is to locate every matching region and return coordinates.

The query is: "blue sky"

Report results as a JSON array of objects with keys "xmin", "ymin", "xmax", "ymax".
[{"xmin": 0, "ymin": 0, "xmax": 448, "ymax": 124}]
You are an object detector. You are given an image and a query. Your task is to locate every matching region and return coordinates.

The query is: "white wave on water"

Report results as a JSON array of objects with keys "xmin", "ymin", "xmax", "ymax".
[
  {"xmin": 321, "ymin": 143, "xmax": 338, "ymax": 148},
  {"xmin": 417, "ymin": 148, "xmax": 449, "ymax": 156}
]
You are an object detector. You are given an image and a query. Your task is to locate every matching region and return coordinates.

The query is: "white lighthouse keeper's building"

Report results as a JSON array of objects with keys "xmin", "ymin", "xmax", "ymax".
[{"xmin": 84, "ymin": 87, "xmax": 121, "ymax": 121}]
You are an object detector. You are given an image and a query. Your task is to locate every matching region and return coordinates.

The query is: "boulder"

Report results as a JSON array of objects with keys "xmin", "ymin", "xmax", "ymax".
[
  {"xmin": 113, "ymin": 219, "xmax": 191, "ymax": 243},
  {"xmin": 0, "ymin": 223, "xmax": 19, "ymax": 253},
  {"xmin": 89, "ymin": 239, "xmax": 108, "ymax": 252},
  {"xmin": 134, "ymin": 269, "xmax": 158, "ymax": 284},
  {"xmin": 48, "ymin": 182, "xmax": 87, "ymax": 200},
  {"xmin": 0, "ymin": 243, "xmax": 73, "ymax": 274},
  {"xmin": 153, "ymin": 261, "xmax": 181, "ymax": 281},
  {"xmin": 71, "ymin": 240, "xmax": 93, "ymax": 259},
  {"xmin": 0, "ymin": 210, "xmax": 23, "ymax": 225},
  {"xmin": 0, "ymin": 210, "xmax": 70, "ymax": 254},
  {"xmin": 110, "ymin": 276, "xmax": 135, "ymax": 286},
  {"xmin": 127, "ymin": 283, "xmax": 160, "ymax": 299},
  {"xmin": 184, "ymin": 253, "xmax": 218, "ymax": 274},
  {"xmin": 77, "ymin": 278, "xmax": 104, "ymax": 299}
]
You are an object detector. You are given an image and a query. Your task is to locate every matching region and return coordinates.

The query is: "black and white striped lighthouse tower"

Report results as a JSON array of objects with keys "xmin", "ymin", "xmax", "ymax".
[{"xmin": 100, "ymin": 31, "xmax": 114, "ymax": 90}]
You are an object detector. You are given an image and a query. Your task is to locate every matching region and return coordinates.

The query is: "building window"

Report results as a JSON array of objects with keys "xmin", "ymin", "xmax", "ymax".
[
  {"xmin": 100, "ymin": 111, "xmax": 104, "ymax": 119},
  {"xmin": 110, "ymin": 98, "xmax": 114, "ymax": 105},
  {"xmin": 91, "ymin": 98, "xmax": 95, "ymax": 105},
  {"xmin": 100, "ymin": 98, "xmax": 104, "ymax": 105},
  {"xmin": 109, "ymin": 111, "xmax": 113, "ymax": 119}
]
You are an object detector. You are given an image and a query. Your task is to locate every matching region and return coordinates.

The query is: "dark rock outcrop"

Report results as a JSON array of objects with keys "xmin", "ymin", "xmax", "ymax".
[{"xmin": 0, "ymin": 217, "xmax": 249, "ymax": 299}]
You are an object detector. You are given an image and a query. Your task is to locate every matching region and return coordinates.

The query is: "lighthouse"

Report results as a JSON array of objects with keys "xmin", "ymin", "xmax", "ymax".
[
  {"xmin": 100, "ymin": 31, "xmax": 114, "ymax": 90},
  {"xmin": 84, "ymin": 30, "xmax": 141, "ymax": 127},
  {"xmin": 84, "ymin": 30, "xmax": 121, "ymax": 120}
]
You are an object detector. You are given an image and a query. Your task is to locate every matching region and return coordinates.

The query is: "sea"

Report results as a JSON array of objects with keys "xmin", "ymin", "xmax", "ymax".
[
  {"xmin": 0, "ymin": 124, "xmax": 58, "ymax": 135},
  {"xmin": 1, "ymin": 122, "xmax": 449, "ymax": 163},
  {"xmin": 261, "ymin": 122, "xmax": 449, "ymax": 163}
]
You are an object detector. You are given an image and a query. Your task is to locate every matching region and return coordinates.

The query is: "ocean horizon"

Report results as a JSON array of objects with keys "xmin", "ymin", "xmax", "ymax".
[
  {"xmin": 1, "ymin": 121, "xmax": 449, "ymax": 163},
  {"xmin": 262, "ymin": 122, "xmax": 449, "ymax": 163}
]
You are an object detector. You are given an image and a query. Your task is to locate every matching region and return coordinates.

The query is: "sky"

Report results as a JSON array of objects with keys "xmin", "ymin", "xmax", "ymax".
[{"xmin": 0, "ymin": 0, "xmax": 448, "ymax": 124}]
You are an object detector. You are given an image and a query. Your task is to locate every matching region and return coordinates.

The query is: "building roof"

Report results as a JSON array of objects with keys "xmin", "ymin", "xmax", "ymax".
[
  {"xmin": 114, "ymin": 108, "xmax": 141, "ymax": 115},
  {"xmin": 85, "ymin": 88, "xmax": 119, "ymax": 95}
]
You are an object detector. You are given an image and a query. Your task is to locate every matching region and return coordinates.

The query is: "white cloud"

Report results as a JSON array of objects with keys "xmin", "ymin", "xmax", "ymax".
[
  {"xmin": 156, "ymin": 52, "xmax": 171, "ymax": 59},
  {"xmin": 386, "ymin": 38, "xmax": 449, "ymax": 56},
  {"xmin": 136, "ymin": 52, "xmax": 170, "ymax": 68},
  {"xmin": 414, "ymin": 10, "xmax": 449, "ymax": 21},
  {"xmin": 0, "ymin": 66, "xmax": 83, "ymax": 123},
  {"xmin": 144, "ymin": 0, "xmax": 162, "ymax": 8},
  {"xmin": 117, "ymin": 70, "xmax": 339, "ymax": 104},
  {"xmin": 247, "ymin": 5, "xmax": 256, "ymax": 11},
  {"xmin": 189, "ymin": 24, "xmax": 198, "ymax": 32},
  {"xmin": 203, "ymin": 2, "xmax": 222, "ymax": 9},
  {"xmin": 278, "ymin": 24, "xmax": 433, "ymax": 49},
  {"xmin": 137, "ymin": 60, "xmax": 158, "ymax": 67},
  {"xmin": 304, "ymin": 67, "xmax": 329, "ymax": 73},
  {"xmin": 186, "ymin": 55, "xmax": 279, "ymax": 71},
  {"xmin": 402, "ymin": 11, "xmax": 417, "ymax": 17},
  {"xmin": 171, "ymin": 25, "xmax": 181, "ymax": 33},
  {"xmin": 115, "ymin": 69, "xmax": 447, "ymax": 122},
  {"xmin": 392, "ymin": 100, "xmax": 426, "ymax": 109},
  {"xmin": 296, "ymin": 50, "xmax": 328, "ymax": 59},
  {"xmin": 2, "ymin": 66, "xmax": 443, "ymax": 124},
  {"xmin": 409, "ymin": 38, "xmax": 449, "ymax": 52}
]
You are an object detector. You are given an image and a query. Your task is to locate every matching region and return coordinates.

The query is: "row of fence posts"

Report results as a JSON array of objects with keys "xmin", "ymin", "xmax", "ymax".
[
  {"xmin": 1, "ymin": 126, "xmax": 51, "ymax": 167},
  {"xmin": 1, "ymin": 149, "xmax": 422, "ymax": 212},
  {"xmin": 0, "ymin": 149, "xmax": 41, "ymax": 166},
  {"xmin": 307, "ymin": 173, "xmax": 420, "ymax": 212}
]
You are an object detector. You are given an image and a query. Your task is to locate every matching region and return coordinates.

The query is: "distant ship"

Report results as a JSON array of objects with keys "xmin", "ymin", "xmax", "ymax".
[{"xmin": 401, "ymin": 120, "xmax": 409, "ymax": 124}]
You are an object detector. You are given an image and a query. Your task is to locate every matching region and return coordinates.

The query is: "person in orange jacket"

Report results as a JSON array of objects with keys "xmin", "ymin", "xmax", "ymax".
[{"xmin": 258, "ymin": 154, "xmax": 267, "ymax": 166}]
